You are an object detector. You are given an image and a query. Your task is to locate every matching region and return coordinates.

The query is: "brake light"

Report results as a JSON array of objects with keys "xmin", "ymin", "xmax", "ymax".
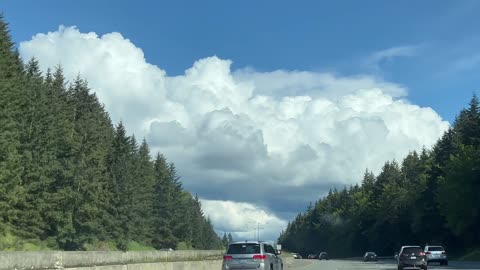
[
  {"xmin": 420, "ymin": 252, "xmax": 425, "ymax": 256},
  {"xmin": 223, "ymin": 255, "xmax": 233, "ymax": 261},
  {"xmin": 253, "ymin": 254, "xmax": 267, "ymax": 261}
]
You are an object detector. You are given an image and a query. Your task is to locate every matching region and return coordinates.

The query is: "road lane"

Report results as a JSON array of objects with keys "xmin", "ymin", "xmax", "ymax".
[{"xmin": 287, "ymin": 259, "xmax": 480, "ymax": 270}]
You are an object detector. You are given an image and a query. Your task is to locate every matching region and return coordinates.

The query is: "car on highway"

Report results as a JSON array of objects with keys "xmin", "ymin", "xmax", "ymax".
[
  {"xmin": 424, "ymin": 245, "xmax": 448, "ymax": 266},
  {"xmin": 222, "ymin": 241, "xmax": 283, "ymax": 270},
  {"xmin": 319, "ymin": 252, "xmax": 329, "ymax": 260},
  {"xmin": 292, "ymin": 253, "xmax": 302, "ymax": 259},
  {"xmin": 307, "ymin": 254, "xmax": 318, "ymax": 259},
  {"xmin": 397, "ymin": 246, "xmax": 427, "ymax": 270},
  {"xmin": 363, "ymin": 251, "xmax": 378, "ymax": 261}
]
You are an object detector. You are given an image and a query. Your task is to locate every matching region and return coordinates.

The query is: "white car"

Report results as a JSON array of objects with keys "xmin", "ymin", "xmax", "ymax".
[
  {"xmin": 292, "ymin": 253, "xmax": 302, "ymax": 259},
  {"xmin": 222, "ymin": 241, "xmax": 283, "ymax": 270},
  {"xmin": 424, "ymin": 245, "xmax": 448, "ymax": 266}
]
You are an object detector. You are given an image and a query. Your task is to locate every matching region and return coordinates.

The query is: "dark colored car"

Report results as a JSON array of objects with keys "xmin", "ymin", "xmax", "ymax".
[
  {"xmin": 363, "ymin": 252, "xmax": 378, "ymax": 261},
  {"xmin": 307, "ymin": 254, "xmax": 318, "ymax": 259},
  {"xmin": 397, "ymin": 246, "xmax": 427, "ymax": 270},
  {"xmin": 319, "ymin": 252, "xmax": 329, "ymax": 260}
]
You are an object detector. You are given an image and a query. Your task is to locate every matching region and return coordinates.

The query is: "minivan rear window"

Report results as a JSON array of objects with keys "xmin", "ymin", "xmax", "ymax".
[
  {"xmin": 428, "ymin": 246, "xmax": 444, "ymax": 251},
  {"xmin": 227, "ymin": 243, "xmax": 261, "ymax": 254},
  {"xmin": 403, "ymin": 247, "xmax": 422, "ymax": 254}
]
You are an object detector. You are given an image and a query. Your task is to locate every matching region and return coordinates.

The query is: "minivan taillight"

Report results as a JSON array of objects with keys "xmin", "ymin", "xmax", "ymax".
[
  {"xmin": 419, "ymin": 252, "xmax": 426, "ymax": 256},
  {"xmin": 223, "ymin": 255, "xmax": 233, "ymax": 261},
  {"xmin": 253, "ymin": 254, "xmax": 267, "ymax": 261},
  {"xmin": 442, "ymin": 251, "xmax": 446, "ymax": 255}
]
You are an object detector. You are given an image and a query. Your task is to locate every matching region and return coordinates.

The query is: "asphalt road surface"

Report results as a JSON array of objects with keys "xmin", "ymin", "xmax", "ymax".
[{"xmin": 286, "ymin": 259, "xmax": 480, "ymax": 270}]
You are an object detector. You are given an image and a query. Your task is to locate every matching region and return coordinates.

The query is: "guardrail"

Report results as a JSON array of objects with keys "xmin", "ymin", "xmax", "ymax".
[{"xmin": 0, "ymin": 250, "xmax": 224, "ymax": 270}]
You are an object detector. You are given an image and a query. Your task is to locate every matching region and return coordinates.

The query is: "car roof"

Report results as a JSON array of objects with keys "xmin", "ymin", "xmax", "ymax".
[
  {"xmin": 401, "ymin": 246, "xmax": 421, "ymax": 250},
  {"xmin": 231, "ymin": 241, "xmax": 261, "ymax": 244},
  {"xmin": 426, "ymin": 245, "xmax": 443, "ymax": 247}
]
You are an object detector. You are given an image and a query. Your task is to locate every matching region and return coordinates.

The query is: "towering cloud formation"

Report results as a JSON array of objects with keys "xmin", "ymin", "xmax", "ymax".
[{"xmin": 20, "ymin": 26, "xmax": 449, "ymax": 240}]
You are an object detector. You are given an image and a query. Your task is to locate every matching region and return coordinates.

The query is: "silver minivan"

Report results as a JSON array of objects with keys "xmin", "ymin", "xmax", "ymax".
[{"xmin": 222, "ymin": 241, "xmax": 283, "ymax": 270}]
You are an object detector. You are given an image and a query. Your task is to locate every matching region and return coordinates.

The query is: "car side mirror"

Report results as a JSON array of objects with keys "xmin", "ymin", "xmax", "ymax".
[{"xmin": 275, "ymin": 250, "xmax": 282, "ymax": 255}]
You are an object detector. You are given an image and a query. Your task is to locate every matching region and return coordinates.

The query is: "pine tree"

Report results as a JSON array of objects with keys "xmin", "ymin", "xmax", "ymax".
[
  {"xmin": 129, "ymin": 139, "xmax": 156, "ymax": 244},
  {"xmin": 222, "ymin": 232, "xmax": 228, "ymax": 247},
  {"xmin": 454, "ymin": 95, "xmax": 480, "ymax": 147},
  {"xmin": 107, "ymin": 122, "xmax": 138, "ymax": 249},
  {"xmin": 13, "ymin": 58, "xmax": 49, "ymax": 239},
  {"xmin": 0, "ymin": 13, "xmax": 24, "ymax": 233},
  {"xmin": 438, "ymin": 145, "xmax": 480, "ymax": 245},
  {"xmin": 191, "ymin": 194, "xmax": 206, "ymax": 248},
  {"xmin": 56, "ymin": 77, "xmax": 115, "ymax": 249},
  {"xmin": 227, "ymin": 233, "xmax": 233, "ymax": 244},
  {"xmin": 151, "ymin": 153, "xmax": 177, "ymax": 249}
]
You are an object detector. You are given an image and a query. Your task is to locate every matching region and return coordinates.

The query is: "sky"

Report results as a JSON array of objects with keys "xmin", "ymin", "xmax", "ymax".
[{"xmin": 2, "ymin": 0, "xmax": 480, "ymax": 241}]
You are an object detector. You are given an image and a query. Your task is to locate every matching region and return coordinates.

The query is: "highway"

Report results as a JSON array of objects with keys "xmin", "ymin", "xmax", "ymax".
[{"xmin": 287, "ymin": 259, "xmax": 480, "ymax": 270}]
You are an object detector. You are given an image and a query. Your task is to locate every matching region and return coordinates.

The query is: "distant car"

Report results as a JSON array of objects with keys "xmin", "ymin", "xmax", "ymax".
[
  {"xmin": 292, "ymin": 253, "xmax": 302, "ymax": 259},
  {"xmin": 363, "ymin": 252, "xmax": 378, "ymax": 261},
  {"xmin": 424, "ymin": 245, "xmax": 448, "ymax": 266},
  {"xmin": 397, "ymin": 246, "xmax": 427, "ymax": 270},
  {"xmin": 319, "ymin": 252, "xmax": 329, "ymax": 260},
  {"xmin": 222, "ymin": 241, "xmax": 283, "ymax": 270},
  {"xmin": 307, "ymin": 254, "xmax": 318, "ymax": 259}
]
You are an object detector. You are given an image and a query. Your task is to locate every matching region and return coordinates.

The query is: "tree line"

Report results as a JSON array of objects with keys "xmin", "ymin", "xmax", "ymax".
[
  {"xmin": 278, "ymin": 96, "xmax": 480, "ymax": 257},
  {"xmin": 0, "ymin": 14, "xmax": 223, "ymax": 251}
]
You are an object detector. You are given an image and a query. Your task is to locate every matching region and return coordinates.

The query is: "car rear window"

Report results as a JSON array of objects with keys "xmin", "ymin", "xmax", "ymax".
[
  {"xmin": 428, "ymin": 246, "xmax": 444, "ymax": 251},
  {"xmin": 227, "ymin": 243, "xmax": 261, "ymax": 254},
  {"xmin": 367, "ymin": 252, "xmax": 376, "ymax": 255},
  {"xmin": 403, "ymin": 247, "xmax": 422, "ymax": 254}
]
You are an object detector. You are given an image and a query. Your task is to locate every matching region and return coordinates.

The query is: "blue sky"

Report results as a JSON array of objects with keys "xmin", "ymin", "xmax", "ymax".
[{"xmin": 3, "ymin": 0, "xmax": 480, "ymax": 123}]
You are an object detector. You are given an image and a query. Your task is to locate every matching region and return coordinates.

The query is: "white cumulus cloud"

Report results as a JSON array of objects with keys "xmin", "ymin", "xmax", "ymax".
[
  {"xmin": 19, "ymin": 26, "xmax": 450, "ymax": 239},
  {"xmin": 201, "ymin": 200, "xmax": 287, "ymax": 241}
]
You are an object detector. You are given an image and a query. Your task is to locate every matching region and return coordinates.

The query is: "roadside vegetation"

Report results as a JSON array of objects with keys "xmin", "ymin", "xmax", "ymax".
[
  {"xmin": 0, "ymin": 14, "xmax": 223, "ymax": 251},
  {"xmin": 460, "ymin": 249, "xmax": 480, "ymax": 261}
]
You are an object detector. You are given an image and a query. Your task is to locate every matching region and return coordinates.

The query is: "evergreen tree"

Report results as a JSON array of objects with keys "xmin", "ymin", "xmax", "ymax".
[
  {"xmin": 151, "ymin": 153, "xmax": 177, "ymax": 249},
  {"xmin": 130, "ymin": 139, "xmax": 156, "ymax": 244},
  {"xmin": 438, "ymin": 145, "xmax": 480, "ymax": 246},
  {"xmin": 227, "ymin": 233, "xmax": 233, "ymax": 244},
  {"xmin": 58, "ymin": 77, "xmax": 114, "ymax": 249},
  {"xmin": 454, "ymin": 95, "xmax": 480, "ymax": 147},
  {"xmin": 222, "ymin": 233, "xmax": 228, "ymax": 247},
  {"xmin": 0, "ymin": 13, "xmax": 24, "ymax": 233}
]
